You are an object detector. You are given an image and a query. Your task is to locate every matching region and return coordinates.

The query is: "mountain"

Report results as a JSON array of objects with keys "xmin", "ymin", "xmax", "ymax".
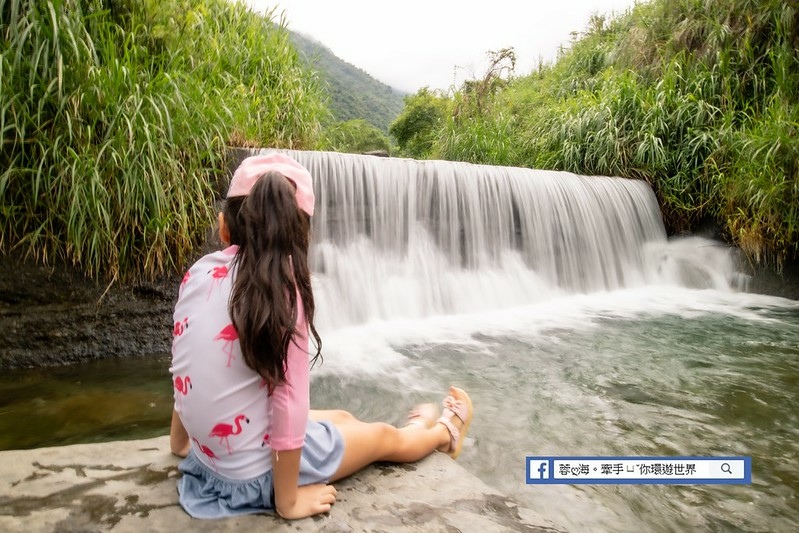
[{"xmin": 289, "ymin": 31, "xmax": 407, "ymax": 132}]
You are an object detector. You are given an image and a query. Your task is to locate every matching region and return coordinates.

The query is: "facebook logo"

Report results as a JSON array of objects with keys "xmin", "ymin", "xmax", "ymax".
[{"xmin": 526, "ymin": 457, "xmax": 552, "ymax": 484}]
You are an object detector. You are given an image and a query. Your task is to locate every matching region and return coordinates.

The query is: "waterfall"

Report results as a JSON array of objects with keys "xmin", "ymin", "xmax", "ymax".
[{"xmin": 248, "ymin": 150, "xmax": 746, "ymax": 329}]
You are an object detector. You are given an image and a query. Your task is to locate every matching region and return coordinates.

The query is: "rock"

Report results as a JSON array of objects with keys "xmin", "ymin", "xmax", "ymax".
[
  {"xmin": 0, "ymin": 436, "xmax": 561, "ymax": 532},
  {"xmin": 0, "ymin": 252, "xmax": 179, "ymax": 369}
]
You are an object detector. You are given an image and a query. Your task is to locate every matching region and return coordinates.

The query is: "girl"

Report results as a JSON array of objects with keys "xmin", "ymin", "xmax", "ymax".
[{"xmin": 169, "ymin": 153, "xmax": 473, "ymax": 520}]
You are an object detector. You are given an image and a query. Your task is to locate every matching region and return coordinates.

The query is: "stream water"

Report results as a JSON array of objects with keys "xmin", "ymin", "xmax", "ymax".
[{"xmin": 1, "ymin": 151, "xmax": 797, "ymax": 532}]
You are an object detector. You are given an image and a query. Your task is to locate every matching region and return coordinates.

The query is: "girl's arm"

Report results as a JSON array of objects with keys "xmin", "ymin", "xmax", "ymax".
[
  {"xmin": 269, "ymin": 299, "xmax": 336, "ymax": 518},
  {"xmin": 170, "ymin": 409, "xmax": 190, "ymax": 457},
  {"xmin": 272, "ymin": 448, "xmax": 337, "ymax": 519}
]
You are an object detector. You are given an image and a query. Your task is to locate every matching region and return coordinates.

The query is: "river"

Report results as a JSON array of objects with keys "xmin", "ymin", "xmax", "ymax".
[{"xmin": 1, "ymin": 151, "xmax": 797, "ymax": 532}]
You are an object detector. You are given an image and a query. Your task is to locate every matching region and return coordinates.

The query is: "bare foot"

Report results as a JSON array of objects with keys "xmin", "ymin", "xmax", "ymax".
[{"xmin": 405, "ymin": 402, "xmax": 439, "ymax": 429}]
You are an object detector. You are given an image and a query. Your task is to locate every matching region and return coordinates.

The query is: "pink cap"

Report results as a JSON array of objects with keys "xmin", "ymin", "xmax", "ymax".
[{"xmin": 227, "ymin": 153, "xmax": 315, "ymax": 216}]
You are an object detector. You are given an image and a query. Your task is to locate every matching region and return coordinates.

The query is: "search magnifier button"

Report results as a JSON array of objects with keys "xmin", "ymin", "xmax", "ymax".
[{"xmin": 721, "ymin": 462, "xmax": 732, "ymax": 474}]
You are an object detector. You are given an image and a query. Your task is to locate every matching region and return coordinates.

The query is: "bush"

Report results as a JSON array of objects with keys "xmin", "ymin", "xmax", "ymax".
[
  {"xmin": 0, "ymin": 0, "xmax": 326, "ymax": 280},
  {"xmin": 321, "ymin": 119, "xmax": 392, "ymax": 154},
  {"xmin": 407, "ymin": 0, "xmax": 799, "ymax": 266}
]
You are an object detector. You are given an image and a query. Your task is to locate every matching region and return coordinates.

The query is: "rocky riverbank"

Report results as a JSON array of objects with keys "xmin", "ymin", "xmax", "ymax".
[
  {"xmin": 0, "ymin": 220, "xmax": 224, "ymax": 370},
  {"xmin": 2, "ymin": 246, "xmax": 798, "ymax": 369},
  {"xmin": 0, "ymin": 436, "xmax": 560, "ymax": 532},
  {"xmin": 0, "ymin": 251, "xmax": 179, "ymax": 369},
  {"xmin": 0, "ymin": 150, "xmax": 246, "ymax": 369}
]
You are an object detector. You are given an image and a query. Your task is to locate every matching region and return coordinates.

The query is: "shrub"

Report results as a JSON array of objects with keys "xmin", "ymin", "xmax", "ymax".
[{"xmin": 0, "ymin": 0, "xmax": 326, "ymax": 280}]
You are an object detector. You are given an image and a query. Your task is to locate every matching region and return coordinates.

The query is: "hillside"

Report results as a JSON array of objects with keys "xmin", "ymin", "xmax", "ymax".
[{"xmin": 290, "ymin": 31, "xmax": 406, "ymax": 132}]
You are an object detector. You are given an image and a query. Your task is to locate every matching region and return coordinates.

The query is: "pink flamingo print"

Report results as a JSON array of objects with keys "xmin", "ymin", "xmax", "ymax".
[
  {"xmin": 209, "ymin": 414, "xmax": 249, "ymax": 454},
  {"xmin": 180, "ymin": 270, "xmax": 191, "ymax": 290},
  {"xmin": 214, "ymin": 324, "xmax": 238, "ymax": 367},
  {"xmin": 192, "ymin": 437, "xmax": 218, "ymax": 470},
  {"xmin": 207, "ymin": 265, "xmax": 229, "ymax": 298},
  {"xmin": 174, "ymin": 375, "xmax": 192, "ymax": 409},
  {"xmin": 173, "ymin": 318, "xmax": 189, "ymax": 337},
  {"xmin": 174, "ymin": 375, "xmax": 192, "ymax": 395}
]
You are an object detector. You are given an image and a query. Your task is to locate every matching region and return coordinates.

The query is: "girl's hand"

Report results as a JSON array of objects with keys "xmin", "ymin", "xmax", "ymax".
[
  {"xmin": 276, "ymin": 483, "xmax": 337, "ymax": 519},
  {"xmin": 272, "ymin": 448, "xmax": 336, "ymax": 519}
]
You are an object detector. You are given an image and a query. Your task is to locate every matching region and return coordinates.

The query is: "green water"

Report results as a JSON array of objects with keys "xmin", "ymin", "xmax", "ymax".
[
  {"xmin": 1, "ymin": 289, "xmax": 797, "ymax": 532},
  {"xmin": 0, "ymin": 357, "xmax": 172, "ymax": 450}
]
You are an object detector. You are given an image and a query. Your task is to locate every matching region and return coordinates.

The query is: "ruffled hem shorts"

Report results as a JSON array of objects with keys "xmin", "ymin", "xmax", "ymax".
[{"xmin": 177, "ymin": 419, "xmax": 344, "ymax": 519}]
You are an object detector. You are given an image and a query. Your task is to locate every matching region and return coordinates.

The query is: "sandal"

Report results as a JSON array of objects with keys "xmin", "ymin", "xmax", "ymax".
[
  {"xmin": 436, "ymin": 386, "xmax": 473, "ymax": 459},
  {"xmin": 406, "ymin": 403, "xmax": 440, "ymax": 429}
]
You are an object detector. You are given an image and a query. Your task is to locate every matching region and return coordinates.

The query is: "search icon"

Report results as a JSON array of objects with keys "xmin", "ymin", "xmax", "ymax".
[{"xmin": 721, "ymin": 462, "xmax": 732, "ymax": 474}]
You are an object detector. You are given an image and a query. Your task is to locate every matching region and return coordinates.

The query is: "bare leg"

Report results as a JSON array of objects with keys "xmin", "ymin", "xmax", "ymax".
[
  {"xmin": 310, "ymin": 409, "xmax": 357, "ymax": 425},
  {"xmin": 330, "ymin": 421, "xmax": 451, "ymax": 482},
  {"xmin": 329, "ymin": 386, "xmax": 472, "ymax": 482}
]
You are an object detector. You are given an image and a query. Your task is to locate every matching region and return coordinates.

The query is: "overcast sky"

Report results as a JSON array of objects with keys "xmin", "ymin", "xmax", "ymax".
[{"xmin": 247, "ymin": 0, "xmax": 641, "ymax": 93}]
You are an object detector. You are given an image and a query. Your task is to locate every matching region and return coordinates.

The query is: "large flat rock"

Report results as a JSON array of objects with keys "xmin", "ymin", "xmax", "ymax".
[{"xmin": 0, "ymin": 437, "xmax": 560, "ymax": 532}]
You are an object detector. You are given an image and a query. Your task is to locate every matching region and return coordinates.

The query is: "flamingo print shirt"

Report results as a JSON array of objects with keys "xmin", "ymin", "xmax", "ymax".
[{"xmin": 170, "ymin": 245, "xmax": 310, "ymax": 480}]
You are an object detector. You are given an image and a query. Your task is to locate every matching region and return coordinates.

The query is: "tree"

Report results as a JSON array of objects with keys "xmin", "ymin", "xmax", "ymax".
[
  {"xmin": 454, "ymin": 47, "xmax": 516, "ymax": 120},
  {"xmin": 389, "ymin": 88, "xmax": 451, "ymax": 158},
  {"xmin": 323, "ymin": 119, "xmax": 392, "ymax": 154}
]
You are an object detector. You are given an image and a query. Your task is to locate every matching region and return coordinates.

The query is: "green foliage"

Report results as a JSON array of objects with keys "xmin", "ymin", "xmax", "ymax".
[
  {"xmin": 321, "ymin": 119, "xmax": 392, "ymax": 154},
  {"xmin": 438, "ymin": 110, "xmax": 520, "ymax": 166},
  {"xmin": 389, "ymin": 88, "xmax": 450, "ymax": 159},
  {"xmin": 291, "ymin": 33, "xmax": 405, "ymax": 132},
  {"xmin": 722, "ymin": 97, "xmax": 799, "ymax": 263},
  {"xmin": 0, "ymin": 0, "xmax": 326, "ymax": 280},
  {"xmin": 403, "ymin": 0, "xmax": 799, "ymax": 267},
  {"xmin": 437, "ymin": 48, "xmax": 520, "ymax": 165}
]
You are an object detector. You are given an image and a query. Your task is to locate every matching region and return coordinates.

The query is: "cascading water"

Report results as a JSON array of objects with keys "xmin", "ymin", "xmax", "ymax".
[
  {"xmin": 259, "ymin": 149, "xmax": 747, "ymax": 329},
  {"xmin": 238, "ymin": 150, "xmax": 798, "ymax": 533},
  {"xmin": 2, "ymin": 150, "xmax": 793, "ymax": 532}
]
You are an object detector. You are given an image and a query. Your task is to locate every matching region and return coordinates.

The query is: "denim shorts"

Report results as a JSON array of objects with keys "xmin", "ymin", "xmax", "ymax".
[{"xmin": 177, "ymin": 419, "xmax": 344, "ymax": 519}]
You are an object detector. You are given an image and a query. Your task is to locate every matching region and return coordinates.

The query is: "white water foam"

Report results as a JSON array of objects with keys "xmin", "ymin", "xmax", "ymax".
[
  {"xmin": 245, "ymin": 150, "xmax": 787, "ymax": 382},
  {"xmin": 255, "ymin": 150, "xmax": 752, "ymax": 321},
  {"xmin": 312, "ymin": 286, "xmax": 799, "ymax": 381}
]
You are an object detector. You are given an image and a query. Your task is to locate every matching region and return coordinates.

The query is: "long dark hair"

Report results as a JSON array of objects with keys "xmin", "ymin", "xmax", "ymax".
[{"xmin": 224, "ymin": 171, "xmax": 322, "ymax": 387}]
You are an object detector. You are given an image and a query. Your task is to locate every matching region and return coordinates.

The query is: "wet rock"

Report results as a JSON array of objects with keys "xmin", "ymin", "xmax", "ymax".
[
  {"xmin": 0, "ymin": 253, "xmax": 179, "ymax": 369},
  {"xmin": 0, "ymin": 436, "xmax": 561, "ymax": 532}
]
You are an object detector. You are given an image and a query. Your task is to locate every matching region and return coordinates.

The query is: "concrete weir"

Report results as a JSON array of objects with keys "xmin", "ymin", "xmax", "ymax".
[{"xmin": 0, "ymin": 436, "xmax": 559, "ymax": 532}]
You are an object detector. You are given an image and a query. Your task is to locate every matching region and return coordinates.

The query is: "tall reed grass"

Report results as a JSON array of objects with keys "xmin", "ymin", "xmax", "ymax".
[
  {"xmin": 1, "ymin": 0, "xmax": 325, "ymax": 280},
  {"xmin": 431, "ymin": 0, "xmax": 798, "ymax": 267}
]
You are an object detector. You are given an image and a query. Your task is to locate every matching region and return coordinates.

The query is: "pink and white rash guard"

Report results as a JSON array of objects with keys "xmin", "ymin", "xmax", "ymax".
[{"xmin": 170, "ymin": 245, "xmax": 310, "ymax": 480}]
